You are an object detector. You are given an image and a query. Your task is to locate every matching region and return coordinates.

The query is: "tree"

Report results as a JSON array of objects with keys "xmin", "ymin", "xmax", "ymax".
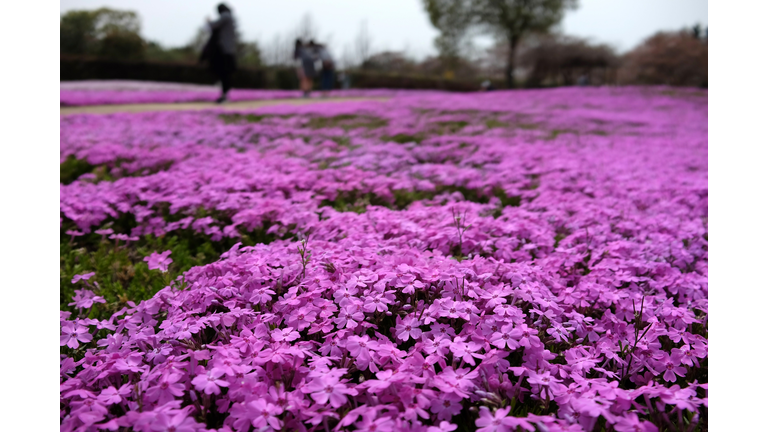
[
  {"xmin": 422, "ymin": 0, "xmax": 578, "ymax": 87},
  {"xmin": 237, "ymin": 41, "xmax": 262, "ymax": 68},
  {"xmin": 60, "ymin": 10, "xmax": 98, "ymax": 55},
  {"xmin": 361, "ymin": 51, "xmax": 418, "ymax": 73},
  {"xmin": 518, "ymin": 34, "xmax": 617, "ymax": 86},
  {"xmin": 422, "ymin": 0, "xmax": 473, "ymax": 68},
  {"xmin": 60, "ymin": 8, "xmax": 146, "ymax": 59},
  {"xmin": 618, "ymin": 30, "xmax": 707, "ymax": 87}
]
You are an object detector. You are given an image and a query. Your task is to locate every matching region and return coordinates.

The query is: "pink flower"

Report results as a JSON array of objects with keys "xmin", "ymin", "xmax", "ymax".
[
  {"xmin": 434, "ymin": 367, "xmax": 478, "ymax": 397},
  {"xmin": 354, "ymin": 410, "xmax": 394, "ymax": 432},
  {"xmin": 150, "ymin": 411, "xmax": 202, "ymax": 432},
  {"xmin": 303, "ymin": 374, "xmax": 357, "ymax": 408},
  {"xmin": 659, "ymin": 385, "xmax": 700, "ymax": 411},
  {"xmin": 271, "ymin": 328, "xmax": 300, "ymax": 342},
  {"xmin": 287, "ymin": 306, "xmax": 317, "ymax": 331},
  {"xmin": 671, "ymin": 344, "xmax": 703, "ymax": 368},
  {"xmin": 248, "ymin": 398, "xmax": 283, "ymax": 430},
  {"xmin": 249, "ymin": 285, "xmax": 276, "ymax": 304},
  {"xmin": 510, "ymin": 324, "xmax": 540, "ymax": 348},
  {"xmin": 145, "ymin": 373, "xmax": 185, "ymax": 405},
  {"xmin": 97, "ymin": 385, "xmax": 131, "ymax": 405},
  {"xmin": 144, "ymin": 250, "xmax": 173, "ymax": 272},
  {"xmin": 191, "ymin": 368, "xmax": 229, "ymax": 395},
  {"xmin": 347, "ymin": 335, "xmax": 380, "ymax": 371},
  {"xmin": 395, "ymin": 316, "xmax": 423, "ymax": 341},
  {"xmin": 363, "ymin": 293, "xmax": 392, "ymax": 313},
  {"xmin": 68, "ymin": 289, "xmax": 106, "ymax": 309},
  {"xmin": 479, "ymin": 286, "xmax": 510, "ymax": 308},
  {"xmin": 423, "ymin": 335, "xmax": 452, "ymax": 357},
  {"xmin": 335, "ymin": 304, "xmax": 365, "ymax": 329},
  {"xmin": 71, "ymin": 272, "xmax": 95, "ymax": 284},
  {"xmin": 430, "ymin": 392, "xmax": 463, "ymax": 420},
  {"xmin": 490, "ymin": 323, "xmax": 520, "ymax": 350},
  {"xmin": 476, "ymin": 406, "xmax": 534, "ymax": 432},
  {"xmin": 614, "ymin": 412, "xmax": 658, "ymax": 432},
  {"xmin": 427, "ymin": 421, "xmax": 458, "ymax": 432},
  {"xmin": 109, "ymin": 233, "xmax": 139, "ymax": 242},
  {"xmin": 449, "ymin": 336, "xmax": 484, "ymax": 365},
  {"xmin": 60, "ymin": 321, "xmax": 92, "ymax": 349},
  {"xmin": 653, "ymin": 353, "xmax": 687, "ymax": 383}
]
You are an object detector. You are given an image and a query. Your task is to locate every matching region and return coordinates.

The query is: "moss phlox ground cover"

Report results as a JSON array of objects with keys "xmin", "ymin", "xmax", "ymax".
[{"xmin": 60, "ymin": 87, "xmax": 708, "ymax": 432}]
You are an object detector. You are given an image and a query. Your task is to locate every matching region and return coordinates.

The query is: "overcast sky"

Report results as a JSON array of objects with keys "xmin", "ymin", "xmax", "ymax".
[{"xmin": 60, "ymin": 0, "xmax": 708, "ymax": 58}]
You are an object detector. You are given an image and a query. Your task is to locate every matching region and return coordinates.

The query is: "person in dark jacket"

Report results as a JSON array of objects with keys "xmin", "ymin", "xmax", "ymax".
[
  {"xmin": 293, "ymin": 39, "xmax": 307, "ymax": 95},
  {"xmin": 297, "ymin": 40, "xmax": 317, "ymax": 98},
  {"xmin": 316, "ymin": 43, "xmax": 335, "ymax": 95},
  {"xmin": 201, "ymin": 3, "xmax": 237, "ymax": 103}
]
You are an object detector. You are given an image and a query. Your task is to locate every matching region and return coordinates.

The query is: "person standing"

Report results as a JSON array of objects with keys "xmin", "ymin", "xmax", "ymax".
[
  {"xmin": 298, "ymin": 40, "xmax": 318, "ymax": 98},
  {"xmin": 204, "ymin": 3, "xmax": 237, "ymax": 103},
  {"xmin": 293, "ymin": 39, "xmax": 307, "ymax": 95},
  {"xmin": 317, "ymin": 43, "xmax": 335, "ymax": 95}
]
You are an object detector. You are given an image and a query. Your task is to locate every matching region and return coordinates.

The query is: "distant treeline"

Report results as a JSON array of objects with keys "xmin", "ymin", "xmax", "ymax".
[
  {"xmin": 61, "ymin": 7, "xmax": 707, "ymax": 89},
  {"xmin": 60, "ymin": 56, "xmax": 493, "ymax": 91}
]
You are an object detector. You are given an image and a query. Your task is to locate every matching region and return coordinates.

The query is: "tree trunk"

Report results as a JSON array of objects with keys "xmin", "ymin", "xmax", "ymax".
[{"xmin": 506, "ymin": 36, "xmax": 519, "ymax": 89}]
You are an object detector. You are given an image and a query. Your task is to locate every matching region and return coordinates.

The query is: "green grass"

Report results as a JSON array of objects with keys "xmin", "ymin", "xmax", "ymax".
[
  {"xmin": 60, "ymin": 229, "xmax": 277, "ymax": 320},
  {"xmin": 485, "ymin": 119, "xmax": 509, "ymax": 129},
  {"xmin": 60, "ymin": 155, "xmax": 96, "ymax": 185},
  {"xmin": 61, "ymin": 156, "xmax": 176, "ymax": 184},
  {"xmin": 306, "ymin": 115, "xmax": 389, "ymax": 131},
  {"xmin": 382, "ymin": 133, "xmax": 425, "ymax": 144},
  {"xmin": 219, "ymin": 113, "xmax": 273, "ymax": 124},
  {"xmin": 434, "ymin": 121, "xmax": 469, "ymax": 134},
  {"xmin": 320, "ymin": 185, "xmax": 522, "ymax": 214}
]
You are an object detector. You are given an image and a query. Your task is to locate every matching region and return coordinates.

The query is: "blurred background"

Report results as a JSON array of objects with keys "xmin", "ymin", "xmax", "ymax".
[{"xmin": 60, "ymin": 0, "xmax": 708, "ymax": 91}]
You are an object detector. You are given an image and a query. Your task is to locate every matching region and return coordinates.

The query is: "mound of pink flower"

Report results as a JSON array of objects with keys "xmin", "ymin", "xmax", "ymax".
[{"xmin": 60, "ymin": 87, "xmax": 707, "ymax": 432}]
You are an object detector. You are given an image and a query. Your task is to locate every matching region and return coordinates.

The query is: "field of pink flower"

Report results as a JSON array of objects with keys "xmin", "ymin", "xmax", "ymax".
[{"xmin": 60, "ymin": 87, "xmax": 708, "ymax": 432}]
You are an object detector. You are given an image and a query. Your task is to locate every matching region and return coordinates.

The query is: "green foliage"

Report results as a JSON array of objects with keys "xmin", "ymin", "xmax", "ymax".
[
  {"xmin": 485, "ymin": 119, "xmax": 509, "ymax": 129},
  {"xmin": 60, "ymin": 10, "xmax": 99, "ymax": 55},
  {"xmin": 60, "ymin": 156, "xmax": 175, "ymax": 185},
  {"xmin": 422, "ymin": 0, "xmax": 473, "ymax": 62},
  {"xmin": 60, "ymin": 156, "xmax": 96, "ymax": 185},
  {"xmin": 219, "ymin": 113, "xmax": 272, "ymax": 124},
  {"xmin": 306, "ymin": 115, "xmax": 389, "ymax": 131},
  {"xmin": 321, "ymin": 185, "xmax": 522, "ymax": 213},
  {"xmin": 383, "ymin": 133, "xmax": 425, "ymax": 144},
  {"xmin": 97, "ymin": 31, "xmax": 146, "ymax": 60},
  {"xmin": 60, "ymin": 227, "xmax": 280, "ymax": 320},
  {"xmin": 60, "ymin": 8, "xmax": 146, "ymax": 59},
  {"xmin": 237, "ymin": 41, "xmax": 263, "ymax": 68},
  {"xmin": 493, "ymin": 187, "xmax": 522, "ymax": 207},
  {"xmin": 62, "ymin": 7, "xmax": 263, "ymax": 66},
  {"xmin": 145, "ymin": 42, "xmax": 199, "ymax": 63},
  {"xmin": 421, "ymin": 0, "xmax": 580, "ymax": 87},
  {"xmin": 548, "ymin": 128, "xmax": 578, "ymax": 139},
  {"xmin": 434, "ymin": 120, "xmax": 469, "ymax": 133}
]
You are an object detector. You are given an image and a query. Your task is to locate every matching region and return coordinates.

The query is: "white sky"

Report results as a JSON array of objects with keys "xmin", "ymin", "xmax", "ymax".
[{"xmin": 60, "ymin": 0, "xmax": 708, "ymax": 58}]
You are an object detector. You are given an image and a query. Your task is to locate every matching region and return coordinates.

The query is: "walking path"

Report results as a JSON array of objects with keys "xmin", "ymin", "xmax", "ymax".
[{"xmin": 60, "ymin": 97, "xmax": 391, "ymax": 116}]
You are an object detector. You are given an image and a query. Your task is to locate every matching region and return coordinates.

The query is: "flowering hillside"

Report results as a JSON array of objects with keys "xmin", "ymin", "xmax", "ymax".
[{"xmin": 60, "ymin": 87, "xmax": 708, "ymax": 432}]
